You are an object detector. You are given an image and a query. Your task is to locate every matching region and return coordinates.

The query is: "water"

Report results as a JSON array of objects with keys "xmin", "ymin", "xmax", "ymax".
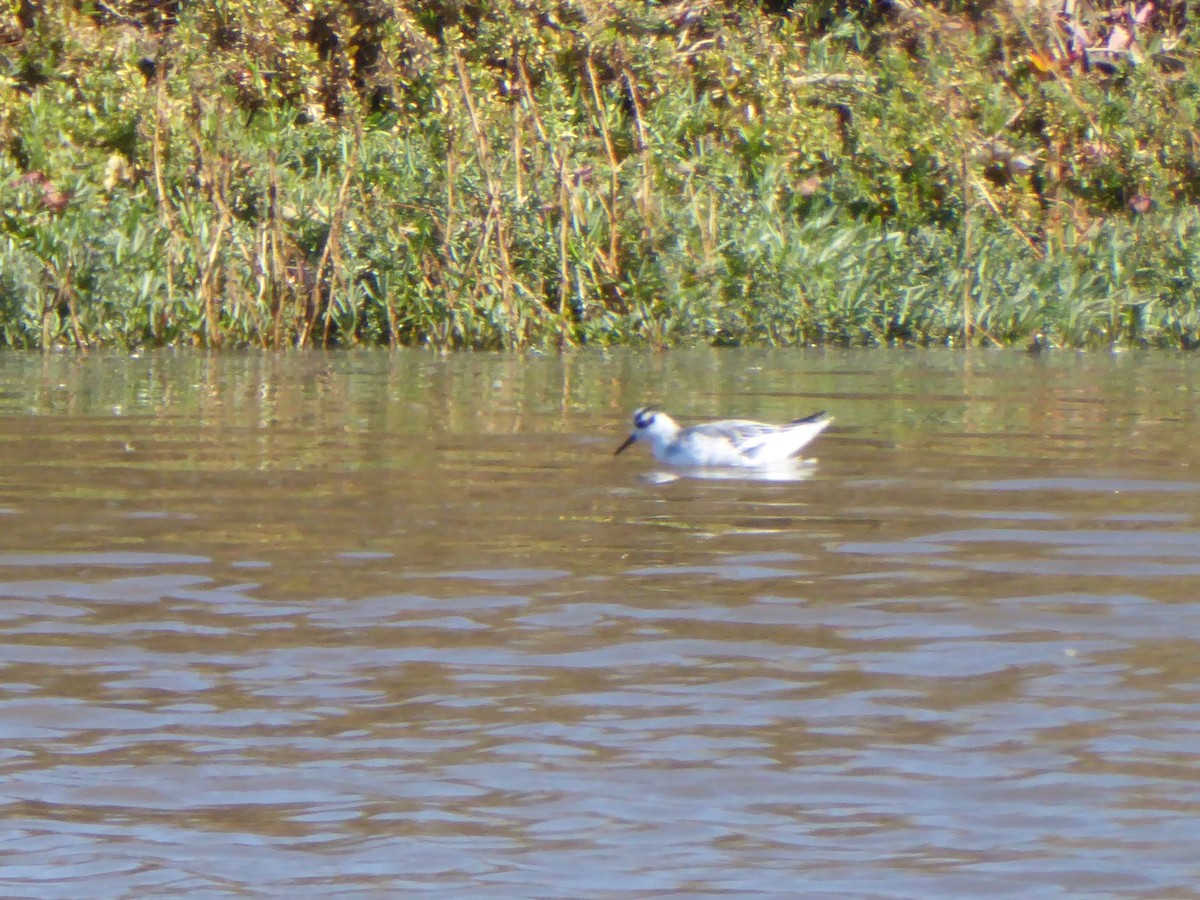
[{"xmin": 1, "ymin": 348, "xmax": 1198, "ymax": 897}]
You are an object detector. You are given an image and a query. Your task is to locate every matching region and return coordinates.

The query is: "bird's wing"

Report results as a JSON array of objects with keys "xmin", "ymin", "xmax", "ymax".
[{"xmin": 690, "ymin": 420, "xmax": 778, "ymax": 453}]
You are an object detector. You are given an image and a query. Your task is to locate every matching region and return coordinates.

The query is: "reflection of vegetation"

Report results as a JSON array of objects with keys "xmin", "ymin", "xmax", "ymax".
[{"xmin": 2, "ymin": 2, "xmax": 1199, "ymax": 349}]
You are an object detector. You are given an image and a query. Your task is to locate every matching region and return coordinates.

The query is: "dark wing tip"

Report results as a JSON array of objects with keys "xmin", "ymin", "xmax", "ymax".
[{"xmin": 788, "ymin": 410, "xmax": 828, "ymax": 425}]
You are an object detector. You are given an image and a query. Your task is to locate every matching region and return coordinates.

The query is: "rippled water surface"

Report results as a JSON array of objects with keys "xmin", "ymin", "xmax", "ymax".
[{"xmin": 1, "ymin": 348, "xmax": 1199, "ymax": 897}]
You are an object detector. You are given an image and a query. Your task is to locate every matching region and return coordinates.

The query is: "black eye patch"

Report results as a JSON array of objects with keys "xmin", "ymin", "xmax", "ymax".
[{"xmin": 634, "ymin": 409, "xmax": 656, "ymax": 428}]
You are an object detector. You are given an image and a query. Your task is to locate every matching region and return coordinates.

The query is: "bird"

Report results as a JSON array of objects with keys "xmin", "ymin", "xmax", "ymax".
[{"xmin": 614, "ymin": 406, "xmax": 832, "ymax": 468}]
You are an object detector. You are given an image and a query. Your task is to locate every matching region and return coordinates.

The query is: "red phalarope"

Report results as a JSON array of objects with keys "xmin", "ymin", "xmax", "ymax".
[{"xmin": 614, "ymin": 407, "xmax": 833, "ymax": 468}]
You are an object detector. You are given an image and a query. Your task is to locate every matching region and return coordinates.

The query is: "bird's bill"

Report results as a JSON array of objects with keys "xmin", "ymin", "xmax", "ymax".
[{"xmin": 614, "ymin": 433, "xmax": 637, "ymax": 456}]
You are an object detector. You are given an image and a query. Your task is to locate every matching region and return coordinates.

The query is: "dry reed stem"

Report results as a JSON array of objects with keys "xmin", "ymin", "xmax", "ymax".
[
  {"xmin": 316, "ymin": 118, "xmax": 362, "ymax": 347},
  {"xmin": 613, "ymin": 55, "xmax": 652, "ymax": 227},
  {"xmin": 39, "ymin": 269, "xmax": 59, "ymax": 349},
  {"xmin": 515, "ymin": 55, "xmax": 553, "ymax": 152},
  {"xmin": 62, "ymin": 266, "xmax": 87, "ymax": 350},
  {"xmin": 968, "ymin": 172, "xmax": 1042, "ymax": 257},
  {"xmin": 557, "ymin": 153, "xmax": 570, "ymax": 320},
  {"xmin": 198, "ymin": 202, "xmax": 230, "ymax": 346},
  {"xmin": 685, "ymin": 182, "xmax": 718, "ymax": 262},
  {"xmin": 960, "ymin": 148, "xmax": 974, "ymax": 347},
  {"xmin": 384, "ymin": 288, "xmax": 399, "ymax": 350},
  {"xmin": 151, "ymin": 66, "xmax": 175, "ymax": 231},
  {"xmin": 187, "ymin": 103, "xmax": 232, "ymax": 347},
  {"xmin": 67, "ymin": 301, "xmax": 87, "ymax": 350},
  {"xmin": 512, "ymin": 100, "xmax": 523, "ymax": 204},
  {"xmin": 453, "ymin": 49, "xmax": 517, "ymax": 337},
  {"xmin": 40, "ymin": 301, "xmax": 52, "ymax": 349},
  {"xmin": 444, "ymin": 124, "xmax": 456, "ymax": 253},
  {"xmin": 266, "ymin": 151, "xmax": 286, "ymax": 347},
  {"xmin": 516, "ymin": 53, "xmax": 587, "ymax": 332},
  {"xmin": 584, "ymin": 55, "xmax": 622, "ymax": 277},
  {"xmin": 253, "ymin": 222, "xmax": 270, "ymax": 346},
  {"xmin": 150, "ymin": 64, "xmax": 177, "ymax": 340}
]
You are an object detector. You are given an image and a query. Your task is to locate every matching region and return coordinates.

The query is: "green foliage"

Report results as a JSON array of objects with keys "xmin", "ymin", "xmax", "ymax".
[{"xmin": 0, "ymin": 0, "xmax": 1199, "ymax": 349}]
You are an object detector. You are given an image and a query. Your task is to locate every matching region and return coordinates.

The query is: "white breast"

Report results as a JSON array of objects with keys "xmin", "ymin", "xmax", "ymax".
[{"xmin": 661, "ymin": 432, "xmax": 751, "ymax": 467}]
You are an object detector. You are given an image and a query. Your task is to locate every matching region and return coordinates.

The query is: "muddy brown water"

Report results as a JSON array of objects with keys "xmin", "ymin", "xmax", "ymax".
[{"xmin": 1, "ymin": 349, "xmax": 1198, "ymax": 897}]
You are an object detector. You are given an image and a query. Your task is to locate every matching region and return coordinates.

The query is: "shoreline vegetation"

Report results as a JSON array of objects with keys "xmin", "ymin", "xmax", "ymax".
[{"xmin": 2, "ymin": 1, "xmax": 1199, "ymax": 351}]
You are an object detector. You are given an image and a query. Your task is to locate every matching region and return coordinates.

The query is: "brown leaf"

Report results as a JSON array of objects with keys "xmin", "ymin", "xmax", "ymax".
[
  {"xmin": 1128, "ymin": 194, "xmax": 1152, "ymax": 214},
  {"xmin": 41, "ymin": 187, "xmax": 70, "ymax": 214},
  {"xmin": 12, "ymin": 171, "xmax": 71, "ymax": 213},
  {"xmin": 796, "ymin": 175, "xmax": 822, "ymax": 196}
]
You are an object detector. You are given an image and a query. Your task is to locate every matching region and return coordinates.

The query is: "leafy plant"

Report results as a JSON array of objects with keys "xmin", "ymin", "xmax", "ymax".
[{"xmin": 1, "ymin": 0, "xmax": 1198, "ymax": 349}]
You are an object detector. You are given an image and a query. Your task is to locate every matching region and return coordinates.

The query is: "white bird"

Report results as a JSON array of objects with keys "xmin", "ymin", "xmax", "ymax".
[{"xmin": 614, "ymin": 406, "xmax": 833, "ymax": 468}]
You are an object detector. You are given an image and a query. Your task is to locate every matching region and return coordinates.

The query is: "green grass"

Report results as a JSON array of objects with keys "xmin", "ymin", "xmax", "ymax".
[{"xmin": 2, "ymin": 0, "xmax": 1200, "ymax": 350}]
